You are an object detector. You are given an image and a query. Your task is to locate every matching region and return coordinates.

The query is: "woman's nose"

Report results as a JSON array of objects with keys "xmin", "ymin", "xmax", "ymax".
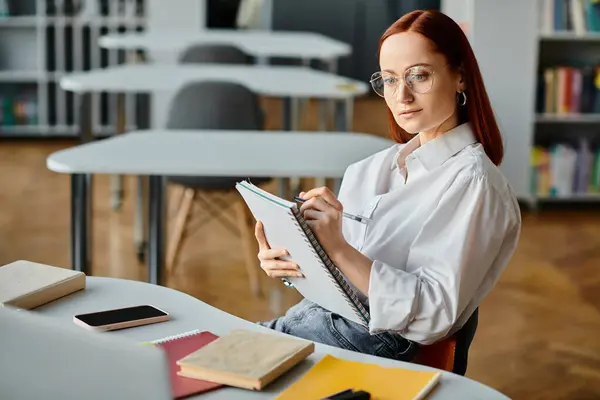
[{"xmin": 396, "ymin": 81, "xmax": 413, "ymax": 103}]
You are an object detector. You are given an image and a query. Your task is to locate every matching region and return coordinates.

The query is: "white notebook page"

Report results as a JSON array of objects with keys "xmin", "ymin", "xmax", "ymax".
[{"xmin": 236, "ymin": 182, "xmax": 365, "ymax": 326}]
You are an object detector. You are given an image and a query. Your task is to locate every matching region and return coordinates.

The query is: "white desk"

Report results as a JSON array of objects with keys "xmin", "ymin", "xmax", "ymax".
[
  {"xmin": 34, "ymin": 276, "xmax": 511, "ymax": 400},
  {"xmin": 61, "ymin": 64, "xmax": 364, "ymax": 99},
  {"xmin": 61, "ymin": 63, "xmax": 369, "ymax": 251},
  {"xmin": 46, "ymin": 129, "xmax": 395, "ymax": 285},
  {"xmin": 60, "ymin": 64, "xmax": 368, "ymax": 135},
  {"xmin": 99, "ymin": 29, "xmax": 352, "ymax": 69}
]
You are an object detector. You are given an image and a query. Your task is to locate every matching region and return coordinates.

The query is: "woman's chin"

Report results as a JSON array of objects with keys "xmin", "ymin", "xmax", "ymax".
[{"xmin": 396, "ymin": 119, "xmax": 423, "ymax": 135}]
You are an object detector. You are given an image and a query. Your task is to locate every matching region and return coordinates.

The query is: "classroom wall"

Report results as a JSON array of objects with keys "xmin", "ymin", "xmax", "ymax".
[{"xmin": 271, "ymin": 0, "xmax": 441, "ymax": 80}]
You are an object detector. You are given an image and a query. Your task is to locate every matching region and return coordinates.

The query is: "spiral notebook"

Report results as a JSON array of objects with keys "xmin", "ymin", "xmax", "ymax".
[
  {"xmin": 235, "ymin": 180, "xmax": 370, "ymax": 326},
  {"xmin": 146, "ymin": 330, "xmax": 223, "ymax": 398}
]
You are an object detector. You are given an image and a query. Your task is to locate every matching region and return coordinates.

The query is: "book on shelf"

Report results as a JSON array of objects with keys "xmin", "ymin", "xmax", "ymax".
[
  {"xmin": 0, "ymin": 95, "xmax": 38, "ymax": 128},
  {"xmin": 539, "ymin": 0, "xmax": 600, "ymax": 35},
  {"xmin": 537, "ymin": 65, "xmax": 600, "ymax": 115},
  {"xmin": 530, "ymin": 138, "xmax": 600, "ymax": 197}
]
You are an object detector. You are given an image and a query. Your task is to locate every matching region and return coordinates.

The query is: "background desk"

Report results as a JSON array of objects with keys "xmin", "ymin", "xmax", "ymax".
[
  {"xmin": 34, "ymin": 276, "xmax": 511, "ymax": 400},
  {"xmin": 99, "ymin": 29, "xmax": 352, "ymax": 70},
  {"xmin": 46, "ymin": 130, "xmax": 395, "ymax": 285},
  {"xmin": 60, "ymin": 64, "xmax": 369, "ymax": 135}
]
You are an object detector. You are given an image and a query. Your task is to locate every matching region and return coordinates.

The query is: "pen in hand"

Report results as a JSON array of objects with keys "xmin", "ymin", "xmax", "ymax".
[{"xmin": 293, "ymin": 196, "xmax": 371, "ymax": 224}]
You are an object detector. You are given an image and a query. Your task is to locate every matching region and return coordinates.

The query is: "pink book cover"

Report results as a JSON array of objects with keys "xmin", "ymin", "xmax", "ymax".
[{"xmin": 154, "ymin": 331, "xmax": 223, "ymax": 398}]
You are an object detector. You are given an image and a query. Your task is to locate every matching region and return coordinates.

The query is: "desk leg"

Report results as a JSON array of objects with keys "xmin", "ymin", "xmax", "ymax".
[
  {"xmin": 326, "ymin": 99, "xmax": 354, "ymax": 193},
  {"xmin": 72, "ymin": 92, "xmax": 93, "ymax": 273},
  {"xmin": 71, "ymin": 173, "xmax": 92, "ymax": 273},
  {"xmin": 135, "ymin": 176, "xmax": 148, "ymax": 263},
  {"xmin": 148, "ymin": 175, "xmax": 165, "ymax": 285},
  {"xmin": 321, "ymin": 58, "xmax": 339, "ymax": 131},
  {"xmin": 134, "ymin": 93, "xmax": 152, "ymax": 262},
  {"xmin": 332, "ymin": 178, "xmax": 343, "ymax": 197},
  {"xmin": 282, "ymin": 96, "xmax": 301, "ymax": 129},
  {"xmin": 110, "ymin": 93, "xmax": 126, "ymax": 211},
  {"xmin": 334, "ymin": 98, "xmax": 353, "ymax": 132},
  {"xmin": 78, "ymin": 92, "xmax": 93, "ymax": 144},
  {"xmin": 280, "ymin": 98, "xmax": 293, "ymax": 196}
]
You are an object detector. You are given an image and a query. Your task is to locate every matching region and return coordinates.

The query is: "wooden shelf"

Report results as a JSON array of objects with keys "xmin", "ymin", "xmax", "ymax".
[
  {"xmin": 0, "ymin": 125, "xmax": 72, "ymax": 135},
  {"xmin": 536, "ymin": 193, "xmax": 600, "ymax": 201},
  {"xmin": 0, "ymin": 16, "xmax": 38, "ymax": 27},
  {"xmin": 0, "ymin": 0, "xmax": 147, "ymax": 138},
  {"xmin": 536, "ymin": 113, "xmax": 600, "ymax": 123},
  {"xmin": 539, "ymin": 31, "xmax": 600, "ymax": 41},
  {"xmin": 46, "ymin": 16, "xmax": 146, "ymax": 26},
  {"xmin": 0, "ymin": 71, "xmax": 40, "ymax": 82}
]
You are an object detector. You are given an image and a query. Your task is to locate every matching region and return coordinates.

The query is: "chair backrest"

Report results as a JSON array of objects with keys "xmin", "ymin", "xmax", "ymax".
[
  {"xmin": 413, "ymin": 308, "xmax": 479, "ymax": 376},
  {"xmin": 166, "ymin": 81, "xmax": 264, "ymax": 131},
  {"xmin": 178, "ymin": 43, "xmax": 251, "ymax": 64}
]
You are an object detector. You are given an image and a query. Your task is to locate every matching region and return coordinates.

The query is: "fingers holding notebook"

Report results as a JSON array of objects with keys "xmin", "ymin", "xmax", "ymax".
[
  {"xmin": 299, "ymin": 187, "xmax": 343, "ymax": 211},
  {"xmin": 255, "ymin": 221, "xmax": 305, "ymax": 279}
]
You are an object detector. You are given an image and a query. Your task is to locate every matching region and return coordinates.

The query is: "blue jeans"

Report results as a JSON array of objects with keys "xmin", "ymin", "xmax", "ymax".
[{"xmin": 258, "ymin": 299, "xmax": 419, "ymax": 362}]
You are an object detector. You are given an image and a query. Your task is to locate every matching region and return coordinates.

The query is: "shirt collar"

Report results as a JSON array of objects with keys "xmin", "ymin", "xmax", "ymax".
[{"xmin": 390, "ymin": 122, "xmax": 477, "ymax": 171}]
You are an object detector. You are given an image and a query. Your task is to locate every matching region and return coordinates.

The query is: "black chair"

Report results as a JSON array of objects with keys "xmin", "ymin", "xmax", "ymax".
[
  {"xmin": 164, "ymin": 81, "xmax": 271, "ymax": 297},
  {"xmin": 178, "ymin": 44, "xmax": 252, "ymax": 64},
  {"xmin": 452, "ymin": 307, "xmax": 479, "ymax": 375}
]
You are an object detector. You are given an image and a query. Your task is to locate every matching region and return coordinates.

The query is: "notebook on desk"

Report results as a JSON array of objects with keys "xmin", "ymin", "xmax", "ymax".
[
  {"xmin": 276, "ymin": 354, "xmax": 441, "ymax": 400},
  {"xmin": 146, "ymin": 330, "xmax": 223, "ymax": 398},
  {"xmin": 176, "ymin": 329, "xmax": 314, "ymax": 391},
  {"xmin": 0, "ymin": 260, "xmax": 85, "ymax": 310},
  {"xmin": 235, "ymin": 180, "xmax": 370, "ymax": 327}
]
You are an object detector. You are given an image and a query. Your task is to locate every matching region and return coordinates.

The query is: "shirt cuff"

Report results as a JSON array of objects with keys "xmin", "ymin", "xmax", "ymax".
[{"xmin": 367, "ymin": 259, "xmax": 420, "ymax": 335}]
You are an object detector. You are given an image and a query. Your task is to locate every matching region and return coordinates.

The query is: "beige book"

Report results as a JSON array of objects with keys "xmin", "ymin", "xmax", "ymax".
[
  {"xmin": 176, "ymin": 329, "xmax": 314, "ymax": 391},
  {"xmin": 0, "ymin": 260, "xmax": 86, "ymax": 310}
]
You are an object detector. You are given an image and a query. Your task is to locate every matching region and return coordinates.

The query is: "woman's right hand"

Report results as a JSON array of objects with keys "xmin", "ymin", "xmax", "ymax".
[{"xmin": 255, "ymin": 221, "xmax": 304, "ymax": 279}]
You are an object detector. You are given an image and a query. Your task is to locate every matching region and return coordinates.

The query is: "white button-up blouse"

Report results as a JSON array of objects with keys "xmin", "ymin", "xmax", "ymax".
[{"xmin": 336, "ymin": 122, "xmax": 521, "ymax": 345}]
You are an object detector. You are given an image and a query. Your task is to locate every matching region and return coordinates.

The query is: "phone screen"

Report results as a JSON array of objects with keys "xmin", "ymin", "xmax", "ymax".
[{"xmin": 74, "ymin": 305, "xmax": 167, "ymax": 327}]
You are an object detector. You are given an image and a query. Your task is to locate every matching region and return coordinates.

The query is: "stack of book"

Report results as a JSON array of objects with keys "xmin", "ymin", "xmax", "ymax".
[
  {"xmin": 537, "ymin": 66, "xmax": 600, "ymax": 115},
  {"xmin": 0, "ymin": 95, "xmax": 39, "ymax": 128},
  {"xmin": 531, "ymin": 138, "xmax": 600, "ymax": 197},
  {"xmin": 539, "ymin": 0, "xmax": 600, "ymax": 35}
]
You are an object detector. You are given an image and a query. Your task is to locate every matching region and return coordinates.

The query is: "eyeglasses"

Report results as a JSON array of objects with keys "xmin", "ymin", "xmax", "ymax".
[{"xmin": 370, "ymin": 64, "xmax": 447, "ymax": 97}]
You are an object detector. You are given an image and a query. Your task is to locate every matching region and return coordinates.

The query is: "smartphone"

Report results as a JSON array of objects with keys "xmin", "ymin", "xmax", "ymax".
[{"xmin": 73, "ymin": 305, "xmax": 169, "ymax": 332}]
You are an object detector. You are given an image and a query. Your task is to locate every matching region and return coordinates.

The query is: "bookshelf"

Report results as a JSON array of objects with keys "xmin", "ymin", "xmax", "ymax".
[
  {"xmin": 533, "ymin": 0, "xmax": 600, "ymax": 203},
  {"xmin": 0, "ymin": 0, "xmax": 146, "ymax": 138},
  {"xmin": 441, "ymin": 0, "xmax": 600, "ymax": 206}
]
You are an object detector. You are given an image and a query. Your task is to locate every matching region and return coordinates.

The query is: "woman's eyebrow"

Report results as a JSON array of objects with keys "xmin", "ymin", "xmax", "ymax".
[{"xmin": 382, "ymin": 63, "xmax": 433, "ymax": 74}]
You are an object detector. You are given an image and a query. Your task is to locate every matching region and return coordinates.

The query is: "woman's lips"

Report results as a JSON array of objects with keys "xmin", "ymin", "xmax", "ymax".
[{"xmin": 398, "ymin": 109, "xmax": 422, "ymax": 119}]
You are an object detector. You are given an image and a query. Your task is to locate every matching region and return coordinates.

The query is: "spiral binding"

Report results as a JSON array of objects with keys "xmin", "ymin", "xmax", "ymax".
[
  {"xmin": 150, "ymin": 329, "xmax": 202, "ymax": 344},
  {"xmin": 288, "ymin": 210, "xmax": 371, "ymax": 326}
]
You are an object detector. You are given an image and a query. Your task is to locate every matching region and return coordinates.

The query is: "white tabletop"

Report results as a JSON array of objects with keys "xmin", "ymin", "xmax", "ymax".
[
  {"xmin": 34, "ymin": 277, "xmax": 510, "ymax": 400},
  {"xmin": 99, "ymin": 29, "xmax": 352, "ymax": 60},
  {"xmin": 59, "ymin": 64, "xmax": 368, "ymax": 99},
  {"xmin": 46, "ymin": 130, "xmax": 395, "ymax": 177}
]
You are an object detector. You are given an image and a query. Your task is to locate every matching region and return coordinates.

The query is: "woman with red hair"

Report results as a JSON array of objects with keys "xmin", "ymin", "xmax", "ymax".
[{"xmin": 255, "ymin": 10, "xmax": 521, "ymax": 364}]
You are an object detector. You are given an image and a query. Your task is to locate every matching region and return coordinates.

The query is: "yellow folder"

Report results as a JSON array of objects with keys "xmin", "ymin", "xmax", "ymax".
[{"xmin": 276, "ymin": 354, "xmax": 441, "ymax": 400}]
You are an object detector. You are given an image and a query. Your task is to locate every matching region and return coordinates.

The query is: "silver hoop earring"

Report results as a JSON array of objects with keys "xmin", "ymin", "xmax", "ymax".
[{"xmin": 458, "ymin": 91, "xmax": 467, "ymax": 106}]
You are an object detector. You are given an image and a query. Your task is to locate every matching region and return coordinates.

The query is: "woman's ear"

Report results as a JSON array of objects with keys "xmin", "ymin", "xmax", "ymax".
[{"xmin": 456, "ymin": 65, "xmax": 466, "ymax": 92}]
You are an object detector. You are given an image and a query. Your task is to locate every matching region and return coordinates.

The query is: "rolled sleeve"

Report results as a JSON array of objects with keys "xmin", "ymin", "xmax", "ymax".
[
  {"xmin": 367, "ymin": 175, "xmax": 517, "ymax": 344},
  {"xmin": 368, "ymin": 259, "xmax": 421, "ymax": 333}
]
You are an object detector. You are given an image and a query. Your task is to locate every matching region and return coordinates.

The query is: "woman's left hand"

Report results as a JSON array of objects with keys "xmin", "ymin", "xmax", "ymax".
[{"xmin": 299, "ymin": 186, "xmax": 349, "ymax": 258}]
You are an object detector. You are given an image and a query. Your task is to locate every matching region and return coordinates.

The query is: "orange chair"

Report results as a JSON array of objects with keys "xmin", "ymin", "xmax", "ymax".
[{"xmin": 413, "ymin": 308, "xmax": 479, "ymax": 375}]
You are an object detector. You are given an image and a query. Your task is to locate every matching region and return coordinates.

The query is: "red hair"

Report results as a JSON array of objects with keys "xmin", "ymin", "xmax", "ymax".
[{"xmin": 378, "ymin": 10, "xmax": 504, "ymax": 166}]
